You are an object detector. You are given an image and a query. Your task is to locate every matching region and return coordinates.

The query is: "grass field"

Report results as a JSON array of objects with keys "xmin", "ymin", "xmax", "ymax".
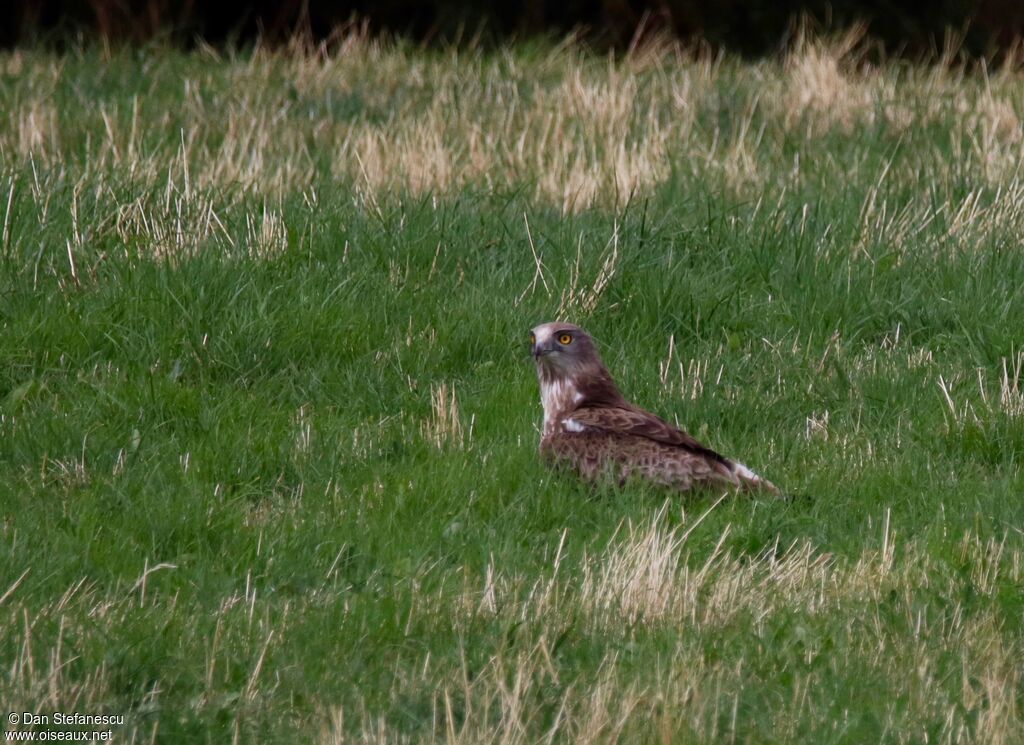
[{"xmin": 2, "ymin": 30, "xmax": 1024, "ymax": 743}]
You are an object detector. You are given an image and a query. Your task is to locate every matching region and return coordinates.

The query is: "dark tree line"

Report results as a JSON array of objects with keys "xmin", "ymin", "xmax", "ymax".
[{"xmin": 4, "ymin": 0, "xmax": 1023, "ymax": 58}]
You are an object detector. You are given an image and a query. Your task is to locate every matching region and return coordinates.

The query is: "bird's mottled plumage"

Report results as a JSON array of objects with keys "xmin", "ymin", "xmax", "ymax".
[{"xmin": 530, "ymin": 322, "xmax": 777, "ymax": 493}]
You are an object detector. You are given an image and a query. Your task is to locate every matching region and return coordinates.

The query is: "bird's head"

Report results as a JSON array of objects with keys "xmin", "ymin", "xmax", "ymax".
[
  {"xmin": 529, "ymin": 321, "xmax": 625, "ymax": 419},
  {"xmin": 529, "ymin": 322, "xmax": 603, "ymax": 380}
]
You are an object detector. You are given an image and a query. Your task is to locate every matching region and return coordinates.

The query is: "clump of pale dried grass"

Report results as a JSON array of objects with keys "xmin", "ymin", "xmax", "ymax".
[
  {"xmin": 967, "ymin": 92, "xmax": 1024, "ymax": 185},
  {"xmin": 938, "ymin": 350, "xmax": 1024, "ymax": 435},
  {"xmin": 246, "ymin": 206, "xmax": 289, "ymax": 259},
  {"xmin": 779, "ymin": 25, "xmax": 884, "ymax": 135},
  {"xmin": 423, "ymin": 382, "xmax": 467, "ymax": 450},
  {"xmin": 577, "ymin": 511, "xmax": 835, "ymax": 630},
  {"xmin": 14, "ymin": 100, "xmax": 60, "ymax": 157}
]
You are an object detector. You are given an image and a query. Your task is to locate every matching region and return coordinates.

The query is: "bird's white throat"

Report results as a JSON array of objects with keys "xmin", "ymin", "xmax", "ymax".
[{"xmin": 539, "ymin": 377, "xmax": 583, "ymax": 435}]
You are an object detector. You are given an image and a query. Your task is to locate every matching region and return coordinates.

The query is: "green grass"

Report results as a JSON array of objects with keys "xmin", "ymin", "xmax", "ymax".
[{"xmin": 2, "ymin": 35, "xmax": 1024, "ymax": 743}]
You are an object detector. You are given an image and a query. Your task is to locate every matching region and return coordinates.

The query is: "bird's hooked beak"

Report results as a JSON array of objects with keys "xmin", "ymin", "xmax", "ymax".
[{"xmin": 532, "ymin": 339, "xmax": 555, "ymax": 360}]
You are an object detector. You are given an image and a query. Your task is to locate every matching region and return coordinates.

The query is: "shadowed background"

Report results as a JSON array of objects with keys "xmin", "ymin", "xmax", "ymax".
[{"xmin": 4, "ymin": 0, "xmax": 1024, "ymax": 57}]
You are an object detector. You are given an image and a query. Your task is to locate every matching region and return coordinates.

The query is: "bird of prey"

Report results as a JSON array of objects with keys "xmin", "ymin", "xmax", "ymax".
[{"xmin": 530, "ymin": 321, "xmax": 778, "ymax": 493}]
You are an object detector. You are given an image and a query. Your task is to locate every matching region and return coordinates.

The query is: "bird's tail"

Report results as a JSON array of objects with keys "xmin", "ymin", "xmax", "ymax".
[{"xmin": 731, "ymin": 461, "xmax": 780, "ymax": 495}]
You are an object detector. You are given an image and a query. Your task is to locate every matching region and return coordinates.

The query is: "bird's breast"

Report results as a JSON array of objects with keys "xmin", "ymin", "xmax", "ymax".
[{"xmin": 538, "ymin": 378, "xmax": 584, "ymax": 435}]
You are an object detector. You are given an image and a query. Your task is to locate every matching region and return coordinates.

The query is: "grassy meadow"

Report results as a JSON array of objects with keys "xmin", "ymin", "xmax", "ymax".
[{"xmin": 2, "ymin": 30, "xmax": 1024, "ymax": 742}]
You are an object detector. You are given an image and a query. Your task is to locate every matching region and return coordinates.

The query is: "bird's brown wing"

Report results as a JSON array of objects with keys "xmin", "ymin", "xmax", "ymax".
[{"xmin": 568, "ymin": 405, "xmax": 731, "ymax": 465}]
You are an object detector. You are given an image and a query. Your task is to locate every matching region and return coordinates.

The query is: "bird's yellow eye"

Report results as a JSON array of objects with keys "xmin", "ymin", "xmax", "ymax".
[
  {"xmin": 529, "ymin": 332, "xmax": 536, "ymax": 345},
  {"xmin": 558, "ymin": 333, "xmax": 573, "ymax": 345}
]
